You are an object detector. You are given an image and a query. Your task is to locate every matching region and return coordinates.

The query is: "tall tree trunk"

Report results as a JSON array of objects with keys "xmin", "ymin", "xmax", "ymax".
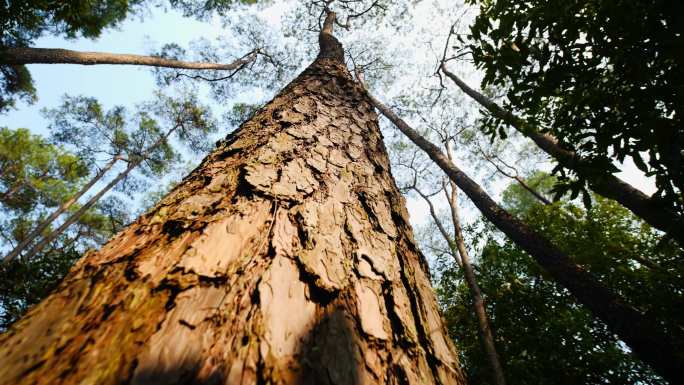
[
  {"xmin": 440, "ymin": 64, "xmax": 684, "ymax": 246},
  {"xmin": 1, "ymin": 47, "xmax": 257, "ymax": 70},
  {"xmin": 0, "ymin": 13, "xmax": 464, "ymax": 385},
  {"xmin": 367, "ymin": 91, "xmax": 684, "ymax": 383},
  {"xmin": 444, "ymin": 143, "xmax": 506, "ymax": 385},
  {"xmin": 2, "ymin": 156, "xmax": 120, "ymax": 263}
]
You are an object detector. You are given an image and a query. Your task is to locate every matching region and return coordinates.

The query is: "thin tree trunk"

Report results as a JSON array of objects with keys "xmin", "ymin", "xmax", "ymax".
[
  {"xmin": 367, "ymin": 92, "xmax": 684, "ymax": 383},
  {"xmin": 22, "ymin": 128, "xmax": 178, "ymax": 262},
  {"xmin": 0, "ymin": 181, "xmax": 23, "ymax": 201},
  {"xmin": 2, "ymin": 156, "xmax": 120, "ymax": 263},
  {"xmin": 444, "ymin": 143, "xmax": 507, "ymax": 385},
  {"xmin": 413, "ymin": 182, "xmax": 506, "ymax": 384},
  {"xmin": 22, "ymin": 161, "xmax": 136, "ymax": 261},
  {"xmin": 0, "ymin": 13, "xmax": 464, "ymax": 385},
  {"xmin": 440, "ymin": 65, "xmax": 684, "ymax": 245},
  {"xmin": 1, "ymin": 47, "xmax": 257, "ymax": 70},
  {"xmin": 412, "ymin": 187, "xmax": 459, "ymax": 263},
  {"xmin": 513, "ymin": 176, "xmax": 551, "ymax": 205}
]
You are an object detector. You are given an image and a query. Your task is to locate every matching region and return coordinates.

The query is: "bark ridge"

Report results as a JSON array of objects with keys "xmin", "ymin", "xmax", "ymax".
[{"xmin": 0, "ymin": 56, "xmax": 464, "ymax": 385}]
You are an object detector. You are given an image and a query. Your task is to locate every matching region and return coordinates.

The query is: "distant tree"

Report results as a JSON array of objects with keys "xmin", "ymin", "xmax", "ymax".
[
  {"xmin": 0, "ymin": 127, "xmax": 131, "ymax": 329},
  {"xmin": 4, "ymin": 91, "xmax": 217, "ymax": 262},
  {"xmin": 435, "ymin": 176, "xmax": 682, "ymax": 384}
]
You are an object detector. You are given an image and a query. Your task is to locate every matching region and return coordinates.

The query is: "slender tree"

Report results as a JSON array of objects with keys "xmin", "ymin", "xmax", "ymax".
[
  {"xmin": 15, "ymin": 93, "xmax": 216, "ymax": 262},
  {"xmin": 366, "ymin": 90, "xmax": 684, "ymax": 383},
  {"xmin": 442, "ymin": 141, "xmax": 506, "ymax": 385},
  {"xmin": 390, "ymin": 113, "xmax": 507, "ymax": 385},
  {"xmin": 0, "ymin": 12, "xmax": 464, "ymax": 385}
]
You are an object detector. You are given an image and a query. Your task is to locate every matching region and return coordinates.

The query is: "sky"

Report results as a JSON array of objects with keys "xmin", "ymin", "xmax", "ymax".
[{"xmin": 0, "ymin": 0, "xmax": 658, "ymax": 235}]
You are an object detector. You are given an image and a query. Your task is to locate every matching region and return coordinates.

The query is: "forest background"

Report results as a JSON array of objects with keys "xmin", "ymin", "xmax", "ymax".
[{"xmin": 1, "ymin": 1, "xmax": 680, "ymax": 384}]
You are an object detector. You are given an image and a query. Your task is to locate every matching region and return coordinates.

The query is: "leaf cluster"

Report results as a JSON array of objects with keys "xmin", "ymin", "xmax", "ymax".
[
  {"xmin": 0, "ymin": 128, "xmax": 132, "ymax": 330},
  {"xmin": 0, "ymin": 127, "xmax": 88, "ymax": 211},
  {"xmin": 466, "ymin": 0, "xmax": 684, "ymax": 214}
]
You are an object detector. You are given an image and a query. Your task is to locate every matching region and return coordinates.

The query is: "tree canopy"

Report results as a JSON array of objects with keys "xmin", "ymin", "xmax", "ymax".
[
  {"xmin": 466, "ymin": 0, "xmax": 684, "ymax": 215},
  {"xmin": 0, "ymin": 0, "xmax": 682, "ymax": 383}
]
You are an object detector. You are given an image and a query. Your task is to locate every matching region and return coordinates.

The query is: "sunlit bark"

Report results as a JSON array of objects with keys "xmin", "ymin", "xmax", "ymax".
[{"xmin": 0, "ymin": 13, "xmax": 464, "ymax": 385}]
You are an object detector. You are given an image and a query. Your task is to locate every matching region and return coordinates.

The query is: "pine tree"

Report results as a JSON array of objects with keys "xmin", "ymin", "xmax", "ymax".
[{"xmin": 0, "ymin": 12, "xmax": 465, "ymax": 385}]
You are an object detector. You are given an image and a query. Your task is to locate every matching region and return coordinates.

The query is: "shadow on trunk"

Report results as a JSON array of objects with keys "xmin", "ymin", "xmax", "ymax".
[{"xmin": 126, "ymin": 308, "xmax": 363, "ymax": 385}]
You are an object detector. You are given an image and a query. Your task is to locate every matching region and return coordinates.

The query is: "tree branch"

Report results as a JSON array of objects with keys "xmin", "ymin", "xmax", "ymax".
[
  {"xmin": 440, "ymin": 63, "xmax": 684, "ymax": 244},
  {"xmin": 1, "ymin": 47, "xmax": 259, "ymax": 71}
]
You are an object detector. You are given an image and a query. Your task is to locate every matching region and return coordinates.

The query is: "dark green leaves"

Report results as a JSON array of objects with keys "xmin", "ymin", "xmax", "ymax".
[
  {"xmin": 466, "ymin": 0, "xmax": 684, "ymax": 214},
  {"xmin": 435, "ymin": 174, "xmax": 680, "ymax": 384}
]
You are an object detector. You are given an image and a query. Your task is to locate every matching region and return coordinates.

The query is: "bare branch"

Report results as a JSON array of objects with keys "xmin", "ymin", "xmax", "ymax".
[{"xmin": 2, "ymin": 47, "xmax": 259, "ymax": 71}]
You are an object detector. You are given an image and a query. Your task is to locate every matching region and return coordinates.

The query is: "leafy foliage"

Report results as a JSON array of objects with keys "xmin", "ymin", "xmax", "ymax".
[
  {"xmin": 0, "ymin": 65, "xmax": 36, "ymax": 113},
  {"xmin": 0, "ymin": 0, "xmax": 141, "ymax": 46},
  {"xmin": 435, "ymin": 175, "xmax": 682, "ymax": 384},
  {"xmin": 466, "ymin": 0, "xmax": 684, "ymax": 214},
  {"xmin": 0, "ymin": 128, "xmax": 132, "ymax": 329},
  {"xmin": 0, "ymin": 127, "xmax": 88, "ymax": 211},
  {"xmin": 167, "ymin": 0, "xmax": 258, "ymax": 19}
]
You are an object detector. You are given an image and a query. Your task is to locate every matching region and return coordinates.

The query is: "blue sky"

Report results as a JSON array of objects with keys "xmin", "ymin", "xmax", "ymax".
[{"xmin": 1, "ymin": 9, "xmax": 225, "ymax": 137}]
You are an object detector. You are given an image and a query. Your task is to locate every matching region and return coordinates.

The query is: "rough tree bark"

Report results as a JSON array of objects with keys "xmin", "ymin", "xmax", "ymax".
[
  {"xmin": 366, "ymin": 91, "xmax": 684, "ymax": 383},
  {"xmin": 440, "ymin": 64, "xmax": 684, "ymax": 246},
  {"xmin": 0, "ymin": 13, "xmax": 464, "ymax": 385},
  {"xmin": 0, "ymin": 47, "xmax": 257, "ymax": 70}
]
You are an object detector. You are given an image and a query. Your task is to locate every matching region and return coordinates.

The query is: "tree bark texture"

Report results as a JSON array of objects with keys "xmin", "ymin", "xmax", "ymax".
[
  {"xmin": 440, "ymin": 64, "xmax": 684, "ymax": 246},
  {"xmin": 1, "ymin": 47, "xmax": 256, "ymax": 70},
  {"xmin": 0, "ymin": 46, "xmax": 465, "ymax": 385},
  {"xmin": 367, "ymin": 91, "xmax": 684, "ymax": 383}
]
